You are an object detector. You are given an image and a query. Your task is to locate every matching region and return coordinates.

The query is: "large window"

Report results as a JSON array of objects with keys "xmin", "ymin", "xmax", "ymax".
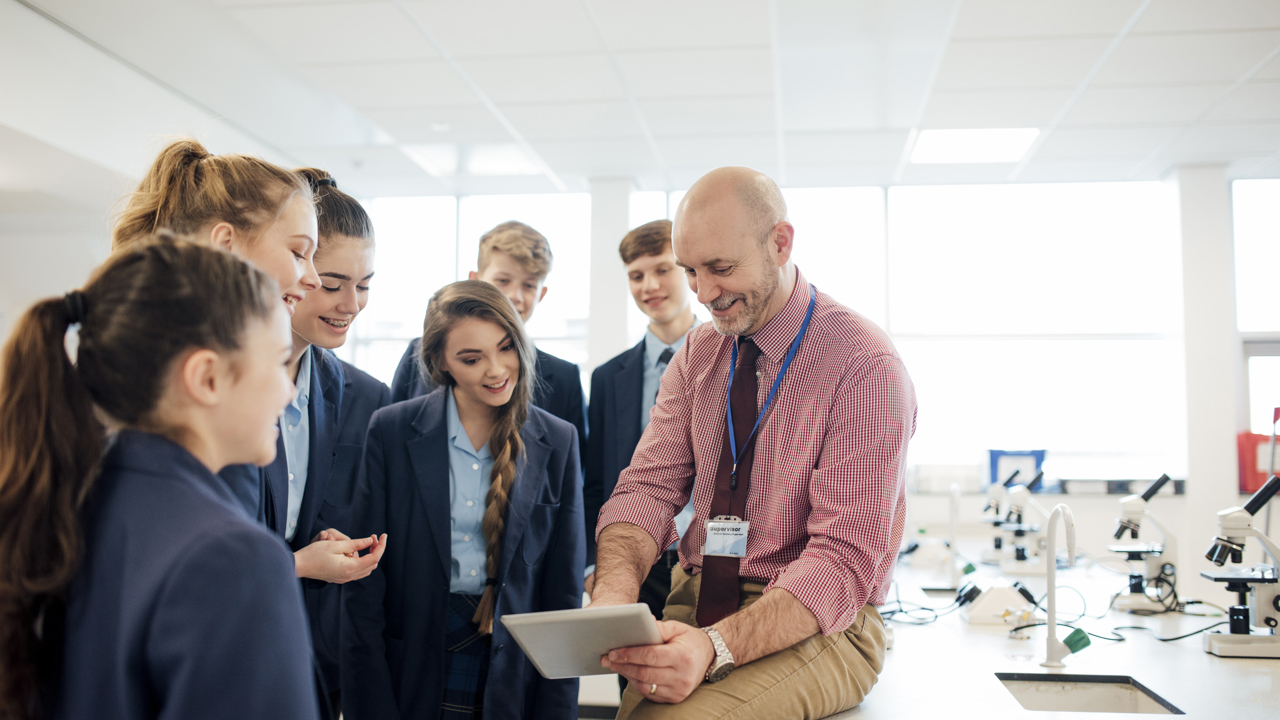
[
  {"xmin": 1236, "ymin": 179, "xmax": 1280, "ymax": 434},
  {"xmin": 888, "ymin": 183, "xmax": 1187, "ymax": 479}
]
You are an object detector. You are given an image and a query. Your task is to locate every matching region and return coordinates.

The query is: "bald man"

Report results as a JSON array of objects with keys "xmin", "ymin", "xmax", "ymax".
[{"xmin": 590, "ymin": 167, "xmax": 917, "ymax": 719}]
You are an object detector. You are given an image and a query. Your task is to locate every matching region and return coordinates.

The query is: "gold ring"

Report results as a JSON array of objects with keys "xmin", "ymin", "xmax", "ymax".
[{"xmin": 650, "ymin": 683, "xmax": 658, "ymax": 695}]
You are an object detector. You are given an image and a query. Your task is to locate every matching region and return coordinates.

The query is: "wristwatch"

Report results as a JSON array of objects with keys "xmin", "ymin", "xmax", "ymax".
[{"xmin": 701, "ymin": 627, "xmax": 735, "ymax": 683}]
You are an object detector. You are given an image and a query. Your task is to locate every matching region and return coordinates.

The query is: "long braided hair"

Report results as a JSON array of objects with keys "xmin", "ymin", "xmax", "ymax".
[{"xmin": 419, "ymin": 280, "xmax": 535, "ymax": 634}]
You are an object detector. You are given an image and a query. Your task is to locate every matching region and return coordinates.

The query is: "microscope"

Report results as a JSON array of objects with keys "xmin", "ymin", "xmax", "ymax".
[
  {"xmin": 1202, "ymin": 475, "xmax": 1280, "ymax": 658},
  {"xmin": 1108, "ymin": 474, "xmax": 1178, "ymax": 612},
  {"xmin": 1001, "ymin": 473, "xmax": 1051, "ymax": 576},
  {"xmin": 981, "ymin": 470, "xmax": 1034, "ymax": 565}
]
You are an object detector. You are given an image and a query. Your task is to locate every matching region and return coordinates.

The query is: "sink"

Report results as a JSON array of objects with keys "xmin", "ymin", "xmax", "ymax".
[{"xmin": 996, "ymin": 673, "xmax": 1184, "ymax": 714}]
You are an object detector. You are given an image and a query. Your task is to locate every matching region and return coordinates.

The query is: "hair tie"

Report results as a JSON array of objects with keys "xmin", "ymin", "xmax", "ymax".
[
  {"xmin": 63, "ymin": 290, "xmax": 88, "ymax": 325},
  {"xmin": 315, "ymin": 177, "xmax": 337, "ymax": 188}
]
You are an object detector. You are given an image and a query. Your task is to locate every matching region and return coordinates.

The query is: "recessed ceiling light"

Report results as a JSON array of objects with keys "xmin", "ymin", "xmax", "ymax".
[
  {"xmin": 467, "ymin": 144, "xmax": 542, "ymax": 176},
  {"xmin": 910, "ymin": 128, "xmax": 1040, "ymax": 164},
  {"xmin": 401, "ymin": 144, "xmax": 458, "ymax": 177},
  {"xmin": 429, "ymin": 123, "xmax": 451, "ymax": 133}
]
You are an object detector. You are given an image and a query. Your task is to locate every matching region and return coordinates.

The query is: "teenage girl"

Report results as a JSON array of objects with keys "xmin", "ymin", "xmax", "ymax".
[
  {"xmin": 110, "ymin": 140, "xmax": 380, "ymax": 587},
  {"xmin": 0, "ymin": 240, "xmax": 317, "ymax": 720},
  {"xmin": 287, "ymin": 168, "xmax": 392, "ymax": 717},
  {"xmin": 342, "ymin": 280, "xmax": 584, "ymax": 720}
]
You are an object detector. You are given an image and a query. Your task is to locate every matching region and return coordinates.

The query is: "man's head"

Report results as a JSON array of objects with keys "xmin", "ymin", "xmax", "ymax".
[
  {"xmin": 469, "ymin": 221, "xmax": 552, "ymax": 323},
  {"xmin": 620, "ymin": 219, "xmax": 690, "ymax": 326},
  {"xmin": 672, "ymin": 167, "xmax": 793, "ymax": 336}
]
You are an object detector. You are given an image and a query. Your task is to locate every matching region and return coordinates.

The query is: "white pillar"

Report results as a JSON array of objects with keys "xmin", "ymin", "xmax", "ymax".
[
  {"xmin": 1175, "ymin": 164, "xmax": 1244, "ymax": 601},
  {"xmin": 587, "ymin": 178, "xmax": 633, "ymax": 376}
]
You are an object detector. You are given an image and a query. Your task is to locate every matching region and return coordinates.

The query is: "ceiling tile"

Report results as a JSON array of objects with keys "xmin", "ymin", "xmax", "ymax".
[
  {"xmin": 952, "ymin": 0, "xmax": 1144, "ymax": 39},
  {"xmin": 786, "ymin": 131, "xmax": 909, "ymax": 166},
  {"xmin": 1133, "ymin": 0, "xmax": 1280, "ymax": 33},
  {"xmin": 1207, "ymin": 81, "xmax": 1280, "ymax": 122},
  {"xmin": 783, "ymin": 165, "xmax": 895, "ymax": 188},
  {"xmin": 590, "ymin": 0, "xmax": 770, "ymax": 51},
  {"xmin": 1172, "ymin": 122, "xmax": 1280, "ymax": 155},
  {"xmin": 781, "ymin": 44, "xmax": 884, "ymax": 131},
  {"xmin": 301, "ymin": 60, "xmax": 475, "ymax": 108},
  {"xmin": 362, "ymin": 105, "xmax": 509, "ymax": 144},
  {"xmin": 458, "ymin": 54, "xmax": 623, "ymax": 104},
  {"xmin": 1063, "ymin": 85, "xmax": 1227, "ymax": 125},
  {"xmin": 657, "ymin": 134, "xmax": 777, "ymax": 169},
  {"xmin": 500, "ymin": 101, "xmax": 641, "ymax": 140},
  {"xmin": 1033, "ymin": 127, "xmax": 1181, "ymax": 159},
  {"xmin": 1092, "ymin": 31, "xmax": 1280, "ymax": 86},
  {"xmin": 922, "ymin": 88, "xmax": 1074, "ymax": 128},
  {"xmin": 1257, "ymin": 53, "xmax": 1280, "ymax": 80},
  {"xmin": 1015, "ymin": 159, "xmax": 1142, "ymax": 183},
  {"xmin": 897, "ymin": 163, "xmax": 1019, "ymax": 184},
  {"xmin": 531, "ymin": 138, "xmax": 658, "ymax": 174},
  {"xmin": 229, "ymin": 2, "xmax": 436, "ymax": 64},
  {"xmin": 290, "ymin": 144, "xmax": 447, "ymax": 196},
  {"xmin": 933, "ymin": 38, "xmax": 1113, "ymax": 90},
  {"xmin": 400, "ymin": 0, "xmax": 601, "ymax": 58},
  {"xmin": 616, "ymin": 48, "xmax": 774, "ymax": 99},
  {"xmin": 641, "ymin": 96, "xmax": 775, "ymax": 136}
]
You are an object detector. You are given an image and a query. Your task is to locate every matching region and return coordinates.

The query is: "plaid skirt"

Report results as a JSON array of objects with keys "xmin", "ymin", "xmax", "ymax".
[{"xmin": 441, "ymin": 593, "xmax": 492, "ymax": 720}]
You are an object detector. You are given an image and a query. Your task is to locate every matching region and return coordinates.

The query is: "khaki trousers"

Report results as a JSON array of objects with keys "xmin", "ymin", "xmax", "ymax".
[{"xmin": 616, "ymin": 567, "xmax": 886, "ymax": 720}]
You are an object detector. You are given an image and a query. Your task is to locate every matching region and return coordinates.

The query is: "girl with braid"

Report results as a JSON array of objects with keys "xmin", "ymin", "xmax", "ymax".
[{"xmin": 342, "ymin": 280, "xmax": 584, "ymax": 720}]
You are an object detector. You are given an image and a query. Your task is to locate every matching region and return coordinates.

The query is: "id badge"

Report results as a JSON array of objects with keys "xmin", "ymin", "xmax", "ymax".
[{"xmin": 703, "ymin": 515, "xmax": 749, "ymax": 558}]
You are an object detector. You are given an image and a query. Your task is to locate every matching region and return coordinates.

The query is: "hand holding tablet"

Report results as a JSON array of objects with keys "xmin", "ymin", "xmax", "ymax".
[{"xmin": 500, "ymin": 603, "xmax": 663, "ymax": 679}]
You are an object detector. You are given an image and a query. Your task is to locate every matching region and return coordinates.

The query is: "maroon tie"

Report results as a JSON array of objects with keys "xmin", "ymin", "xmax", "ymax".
[{"xmin": 696, "ymin": 338, "xmax": 761, "ymax": 627}]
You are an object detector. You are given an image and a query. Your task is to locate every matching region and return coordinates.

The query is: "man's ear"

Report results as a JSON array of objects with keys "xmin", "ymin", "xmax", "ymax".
[
  {"xmin": 467, "ymin": 270, "xmax": 480, "ymax": 281},
  {"xmin": 208, "ymin": 222, "xmax": 237, "ymax": 252},
  {"xmin": 770, "ymin": 221, "xmax": 795, "ymax": 267},
  {"xmin": 178, "ymin": 348, "xmax": 224, "ymax": 408}
]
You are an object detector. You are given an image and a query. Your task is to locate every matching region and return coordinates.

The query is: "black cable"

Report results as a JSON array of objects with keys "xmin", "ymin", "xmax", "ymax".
[
  {"xmin": 1007, "ymin": 621, "xmax": 1126, "ymax": 643},
  {"xmin": 1032, "ymin": 585, "xmax": 1090, "ymax": 623},
  {"xmin": 879, "ymin": 582, "xmax": 961, "ymax": 625},
  {"xmin": 1111, "ymin": 622, "xmax": 1230, "ymax": 642}
]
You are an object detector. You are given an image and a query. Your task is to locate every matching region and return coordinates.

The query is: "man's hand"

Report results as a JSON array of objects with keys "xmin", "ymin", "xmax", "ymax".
[
  {"xmin": 294, "ymin": 533, "xmax": 387, "ymax": 583},
  {"xmin": 600, "ymin": 621, "xmax": 715, "ymax": 704}
]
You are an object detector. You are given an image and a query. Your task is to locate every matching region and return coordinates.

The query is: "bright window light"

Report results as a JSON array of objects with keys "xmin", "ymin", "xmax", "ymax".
[
  {"xmin": 1234, "ymin": 179, "xmax": 1280, "ymax": 332},
  {"xmin": 910, "ymin": 128, "xmax": 1040, "ymax": 164}
]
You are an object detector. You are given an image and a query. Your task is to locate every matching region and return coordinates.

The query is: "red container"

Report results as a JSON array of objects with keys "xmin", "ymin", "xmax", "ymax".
[{"xmin": 1237, "ymin": 432, "xmax": 1275, "ymax": 493}]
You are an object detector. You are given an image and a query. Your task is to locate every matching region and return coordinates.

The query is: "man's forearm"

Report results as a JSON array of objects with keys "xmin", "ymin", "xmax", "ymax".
[
  {"xmin": 591, "ymin": 522, "xmax": 657, "ymax": 605},
  {"xmin": 714, "ymin": 587, "xmax": 820, "ymax": 666}
]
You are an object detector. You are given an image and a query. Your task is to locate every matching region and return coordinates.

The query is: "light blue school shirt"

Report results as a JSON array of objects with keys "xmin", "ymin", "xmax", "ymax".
[
  {"xmin": 282, "ymin": 349, "xmax": 311, "ymax": 542},
  {"xmin": 642, "ymin": 322, "xmax": 700, "ymax": 544},
  {"xmin": 446, "ymin": 389, "xmax": 491, "ymax": 595}
]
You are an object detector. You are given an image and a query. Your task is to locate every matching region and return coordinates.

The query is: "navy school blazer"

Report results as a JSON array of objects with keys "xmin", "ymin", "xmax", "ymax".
[
  {"xmin": 56, "ymin": 430, "xmax": 317, "ymax": 720},
  {"xmin": 389, "ymin": 337, "xmax": 588, "ymax": 467},
  {"xmin": 583, "ymin": 338, "xmax": 647, "ymax": 564},
  {"xmin": 341, "ymin": 388, "xmax": 584, "ymax": 720}
]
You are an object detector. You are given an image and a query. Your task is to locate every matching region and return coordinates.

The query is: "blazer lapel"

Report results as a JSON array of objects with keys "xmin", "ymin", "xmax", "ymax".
[
  {"xmin": 405, "ymin": 391, "xmax": 453, "ymax": 582},
  {"xmin": 292, "ymin": 349, "xmax": 344, "ymax": 550},
  {"xmin": 615, "ymin": 340, "xmax": 646, "ymax": 454},
  {"xmin": 498, "ymin": 413, "xmax": 551, "ymax": 583},
  {"xmin": 263, "ymin": 431, "xmax": 289, "ymax": 535}
]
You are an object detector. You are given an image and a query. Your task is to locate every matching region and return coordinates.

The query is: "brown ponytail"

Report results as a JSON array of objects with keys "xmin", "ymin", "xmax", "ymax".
[
  {"xmin": 419, "ymin": 280, "xmax": 536, "ymax": 634},
  {"xmin": 0, "ymin": 238, "xmax": 279, "ymax": 718},
  {"xmin": 294, "ymin": 168, "xmax": 374, "ymax": 249},
  {"xmin": 112, "ymin": 139, "xmax": 311, "ymax": 252}
]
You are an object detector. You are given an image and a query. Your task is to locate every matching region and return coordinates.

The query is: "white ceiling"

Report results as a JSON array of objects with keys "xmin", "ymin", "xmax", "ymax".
[{"xmin": 2, "ymin": 0, "xmax": 1279, "ymax": 197}]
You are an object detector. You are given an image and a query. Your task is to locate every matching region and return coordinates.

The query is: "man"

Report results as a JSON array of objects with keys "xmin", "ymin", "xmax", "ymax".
[
  {"xmin": 591, "ymin": 167, "xmax": 917, "ymax": 719},
  {"xmin": 584, "ymin": 219, "xmax": 700, "ymax": 648},
  {"xmin": 390, "ymin": 221, "xmax": 587, "ymax": 456}
]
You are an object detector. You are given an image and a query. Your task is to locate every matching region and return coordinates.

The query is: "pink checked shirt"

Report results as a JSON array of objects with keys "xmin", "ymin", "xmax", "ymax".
[{"xmin": 596, "ymin": 267, "xmax": 917, "ymax": 635}]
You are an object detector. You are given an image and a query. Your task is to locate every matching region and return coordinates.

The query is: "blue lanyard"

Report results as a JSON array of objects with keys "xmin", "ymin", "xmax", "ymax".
[{"xmin": 726, "ymin": 284, "xmax": 816, "ymax": 489}]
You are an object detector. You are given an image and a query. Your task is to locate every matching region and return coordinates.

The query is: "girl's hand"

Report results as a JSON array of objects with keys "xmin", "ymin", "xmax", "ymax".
[{"xmin": 294, "ymin": 534, "xmax": 388, "ymax": 583}]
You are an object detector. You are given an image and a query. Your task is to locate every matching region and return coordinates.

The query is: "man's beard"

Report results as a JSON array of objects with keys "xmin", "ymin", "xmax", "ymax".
[{"xmin": 707, "ymin": 267, "xmax": 781, "ymax": 336}]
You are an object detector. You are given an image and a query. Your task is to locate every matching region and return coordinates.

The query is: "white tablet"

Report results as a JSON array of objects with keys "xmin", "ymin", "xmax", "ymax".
[{"xmin": 500, "ymin": 603, "xmax": 663, "ymax": 679}]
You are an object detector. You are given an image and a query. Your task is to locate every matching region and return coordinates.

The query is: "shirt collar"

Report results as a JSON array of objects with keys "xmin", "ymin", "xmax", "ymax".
[
  {"xmin": 291, "ymin": 348, "xmax": 312, "ymax": 409},
  {"xmin": 446, "ymin": 387, "xmax": 491, "ymax": 460},
  {"xmin": 643, "ymin": 318, "xmax": 701, "ymax": 368},
  {"xmin": 747, "ymin": 267, "xmax": 811, "ymax": 365}
]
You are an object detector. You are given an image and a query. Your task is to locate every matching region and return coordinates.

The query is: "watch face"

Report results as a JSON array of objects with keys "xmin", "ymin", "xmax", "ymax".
[{"xmin": 708, "ymin": 660, "xmax": 734, "ymax": 683}]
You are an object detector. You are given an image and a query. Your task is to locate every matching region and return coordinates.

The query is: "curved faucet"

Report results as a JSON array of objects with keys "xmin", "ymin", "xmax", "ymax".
[{"xmin": 1042, "ymin": 503, "xmax": 1077, "ymax": 668}]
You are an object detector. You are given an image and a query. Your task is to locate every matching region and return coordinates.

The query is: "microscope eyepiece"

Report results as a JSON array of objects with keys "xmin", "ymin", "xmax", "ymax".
[{"xmin": 1205, "ymin": 537, "xmax": 1245, "ymax": 567}]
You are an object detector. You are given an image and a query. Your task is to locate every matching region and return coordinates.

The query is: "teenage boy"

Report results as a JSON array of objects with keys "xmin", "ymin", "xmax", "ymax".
[
  {"xmin": 390, "ymin": 221, "xmax": 587, "ymax": 456},
  {"xmin": 584, "ymin": 219, "xmax": 699, "ymax": 622}
]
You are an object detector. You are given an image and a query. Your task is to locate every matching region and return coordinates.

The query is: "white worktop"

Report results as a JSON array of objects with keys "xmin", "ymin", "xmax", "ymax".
[{"xmin": 833, "ymin": 553, "xmax": 1279, "ymax": 718}]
